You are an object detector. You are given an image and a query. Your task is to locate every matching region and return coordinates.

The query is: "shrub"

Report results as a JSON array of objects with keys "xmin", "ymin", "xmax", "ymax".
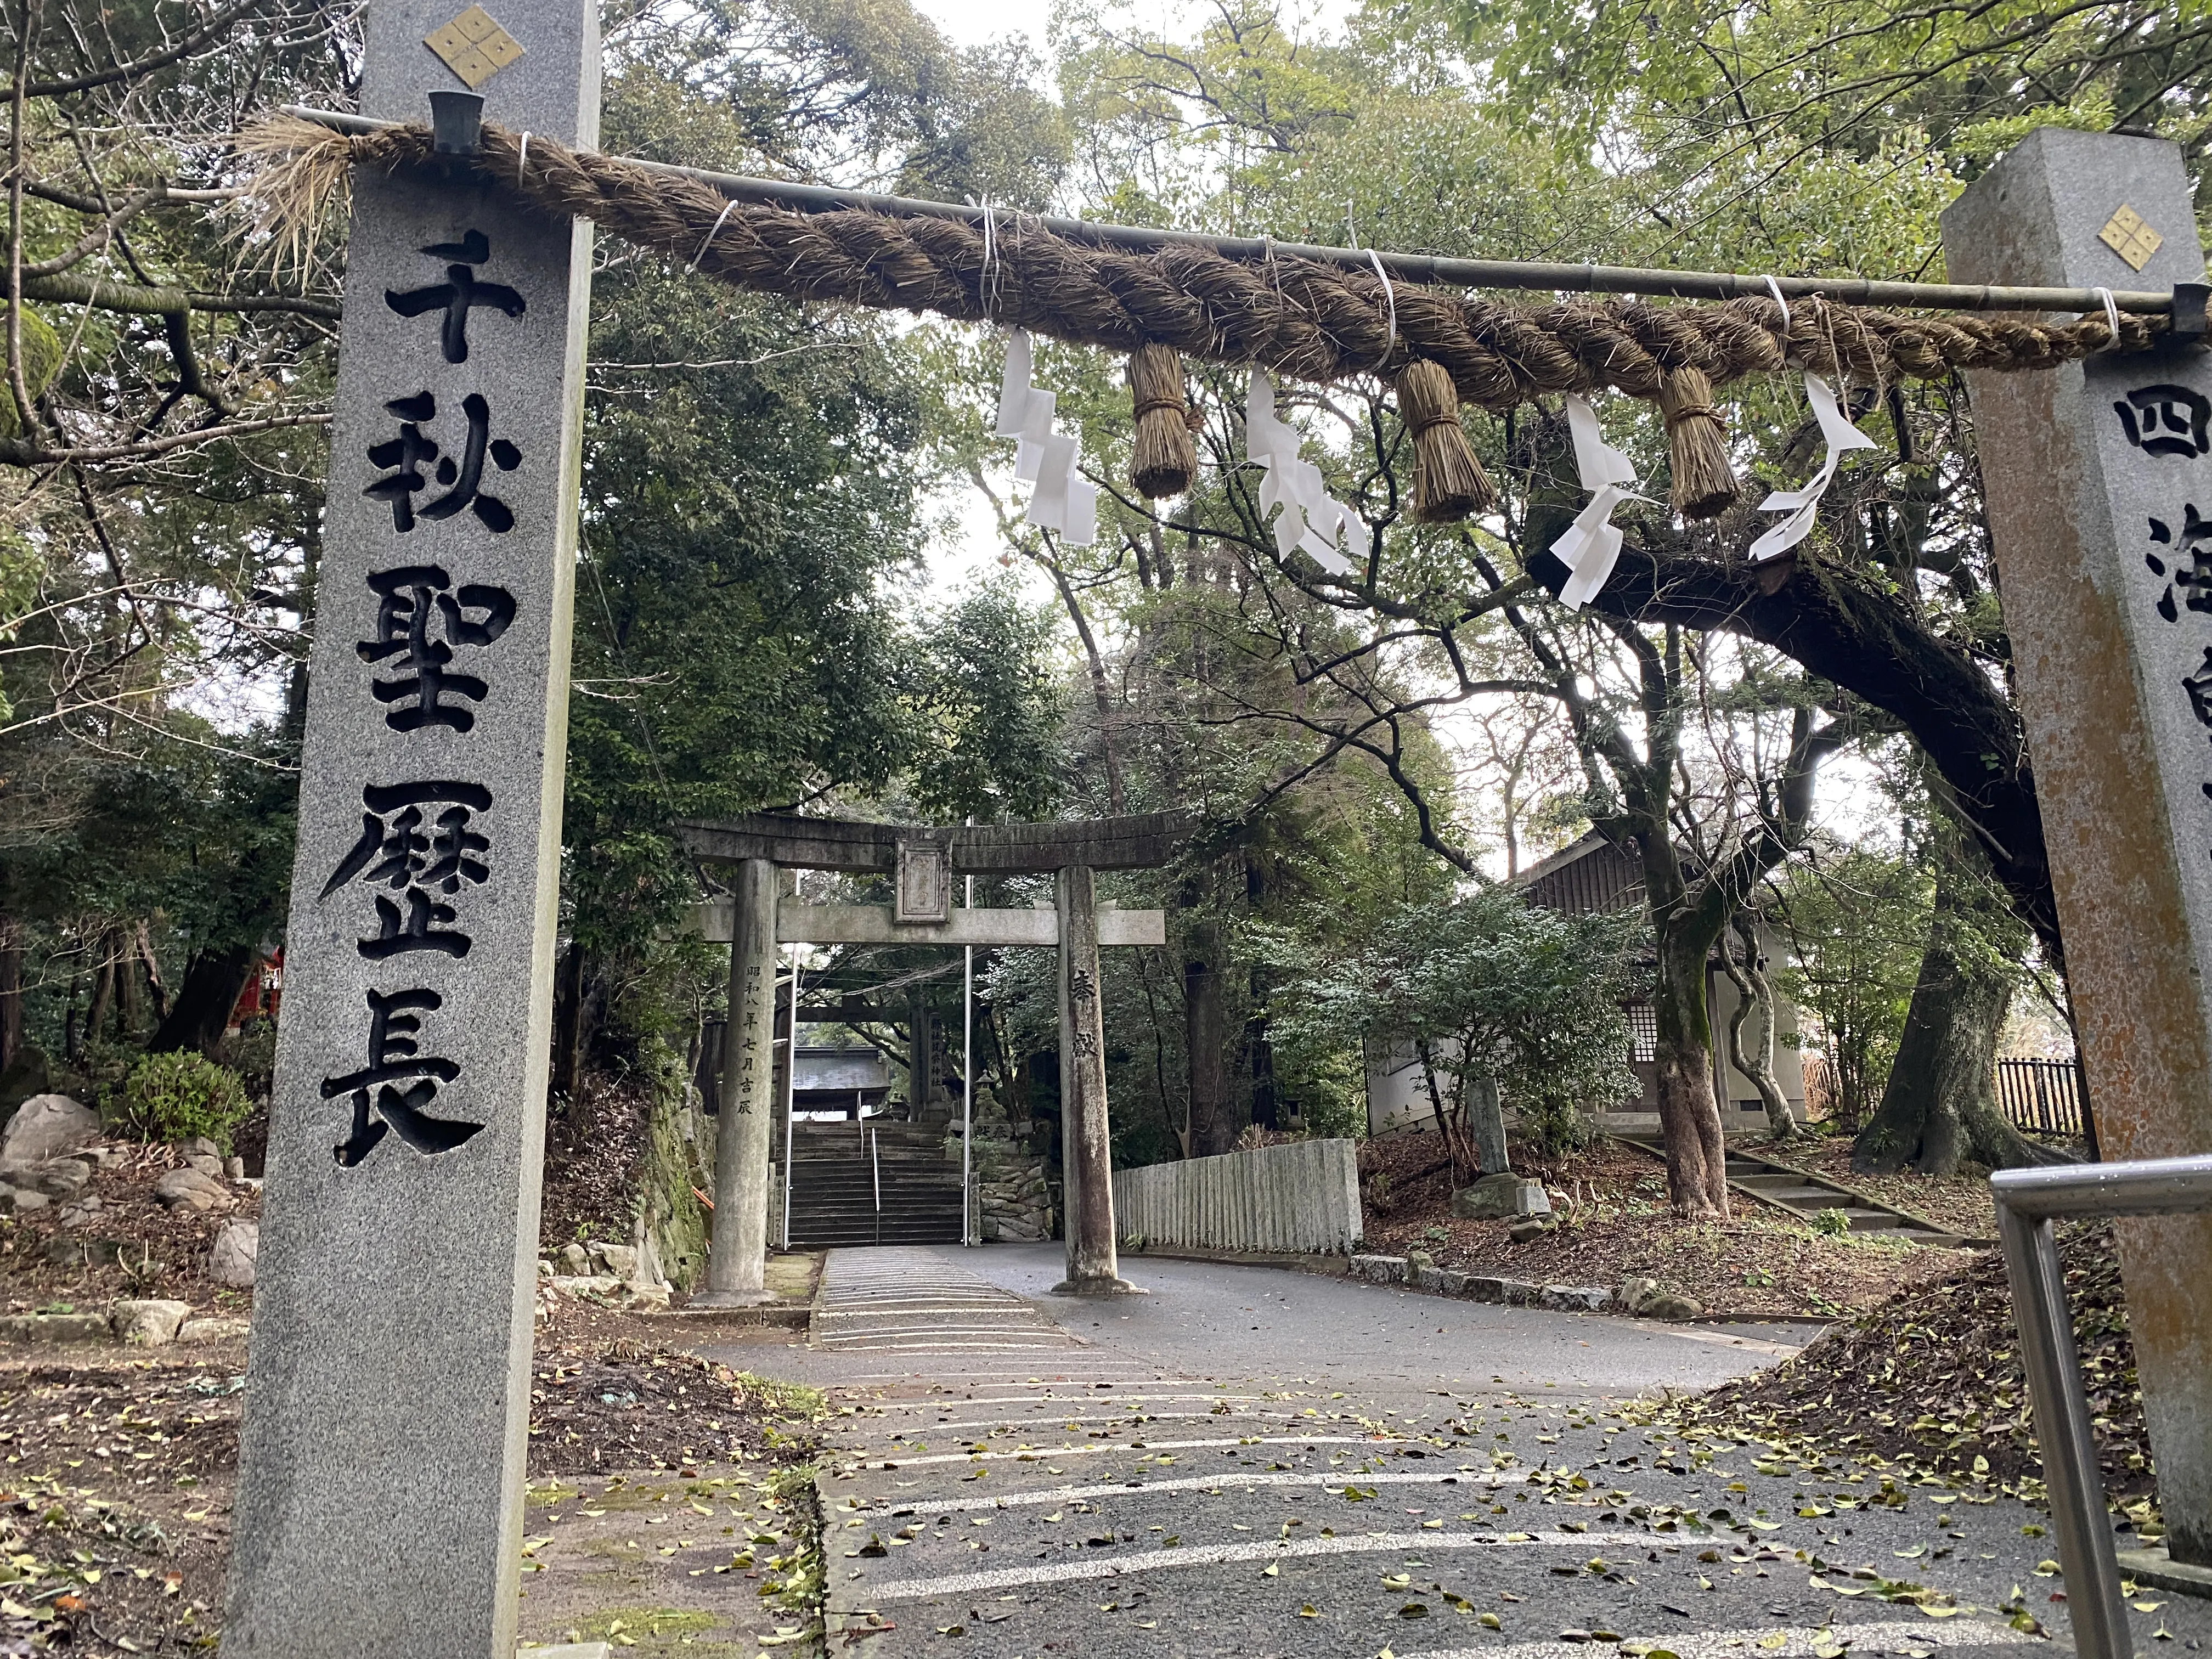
[
  {"xmin": 1812, "ymin": 1207, "xmax": 1852, "ymax": 1237},
  {"xmin": 120, "ymin": 1051, "xmax": 252, "ymax": 1150}
]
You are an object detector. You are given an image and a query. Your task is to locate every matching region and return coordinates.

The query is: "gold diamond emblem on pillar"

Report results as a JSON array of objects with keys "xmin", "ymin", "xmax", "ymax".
[
  {"xmin": 2098, "ymin": 203, "xmax": 2164, "ymax": 272},
  {"xmin": 425, "ymin": 4, "xmax": 524, "ymax": 89}
]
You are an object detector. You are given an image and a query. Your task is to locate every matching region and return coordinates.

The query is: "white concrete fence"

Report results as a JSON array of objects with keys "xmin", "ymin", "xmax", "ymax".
[{"xmin": 1113, "ymin": 1139, "xmax": 1363, "ymax": 1256}]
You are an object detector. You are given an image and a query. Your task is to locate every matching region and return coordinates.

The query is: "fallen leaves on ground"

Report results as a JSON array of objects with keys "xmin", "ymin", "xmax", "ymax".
[{"xmin": 1656, "ymin": 1222, "xmax": 2156, "ymax": 1512}]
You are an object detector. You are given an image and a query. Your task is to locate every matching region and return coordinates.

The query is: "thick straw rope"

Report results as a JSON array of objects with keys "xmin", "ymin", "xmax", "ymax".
[{"xmin": 324, "ymin": 122, "xmax": 2160, "ymax": 407}]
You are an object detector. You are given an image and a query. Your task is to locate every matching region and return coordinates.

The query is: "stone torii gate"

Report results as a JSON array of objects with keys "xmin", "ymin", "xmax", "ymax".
[{"xmin": 679, "ymin": 811, "xmax": 1188, "ymax": 1300}]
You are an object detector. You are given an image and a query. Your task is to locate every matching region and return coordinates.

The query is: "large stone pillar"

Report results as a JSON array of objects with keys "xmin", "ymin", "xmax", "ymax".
[
  {"xmin": 1943, "ymin": 127, "xmax": 2212, "ymax": 1565},
  {"xmin": 1052, "ymin": 865, "xmax": 1141, "ymax": 1295},
  {"xmin": 699, "ymin": 857, "xmax": 777, "ymax": 1304},
  {"xmin": 223, "ymin": 0, "xmax": 597, "ymax": 1650}
]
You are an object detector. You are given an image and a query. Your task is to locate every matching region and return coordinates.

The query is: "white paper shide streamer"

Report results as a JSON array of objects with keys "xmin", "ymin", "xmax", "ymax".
[
  {"xmin": 994, "ymin": 328, "xmax": 1097, "ymax": 546},
  {"xmin": 1551, "ymin": 395, "xmax": 1641, "ymax": 611},
  {"xmin": 1245, "ymin": 371, "xmax": 1360, "ymax": 577},
  {"xmin": 1748, "ymin": 373, "xmax": 1877, "ymax": 562}
]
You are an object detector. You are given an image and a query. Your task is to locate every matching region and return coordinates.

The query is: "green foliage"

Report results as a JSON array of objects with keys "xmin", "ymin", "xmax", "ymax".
[
  {"xmin": 910, "ymin": 581, "xmax": 1065, "ymax": 823},
  {"xmin": 1775, "ymin": 844, "xmax": 1934, "ymax": 1125},
  {"xmin": 1812, "ymin": 1207, "xmax": 1853, "ymax": 1238},
  {"xmin": 1266, "ymin": 887, "xmax": 1644, "ymax": 1156},
  {"xmin": 119, "ymin": 1050, "xmax": 250, "ymax": 1149}
]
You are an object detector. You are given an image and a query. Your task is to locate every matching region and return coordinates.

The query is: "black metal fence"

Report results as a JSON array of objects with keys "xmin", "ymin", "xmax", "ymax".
[{"xmin": 1994, "ymin": 1057, "xmax": 2085, "ymax": 1139}]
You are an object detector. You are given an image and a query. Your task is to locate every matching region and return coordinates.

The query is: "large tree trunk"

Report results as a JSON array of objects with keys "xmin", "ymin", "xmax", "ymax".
[
  {"xmin": 1719, "ymin": 913, "xmax": 1799, "ymax": 1139},
  {"xmin": 0, "ymin": 916, "xmax": 20, "ymax": 1072},
  {"xmin": 148, "ymin": 944, "xmax": 257, "ymax": 1058},
  {"xmin": 84, "ymin": 942, "xmax": 116, "ymax": 1048},
  {"xmin": 1184, "ymin": 921, "xmax": 1234, "ymax": 1157},
  {"xmin": 1651, "ymin": 929, "xmax": 1732, "ymax": 1216},
  {"xmin": 1855, "ymin": 865, "xmax": 2072, "ymax": 1175}
]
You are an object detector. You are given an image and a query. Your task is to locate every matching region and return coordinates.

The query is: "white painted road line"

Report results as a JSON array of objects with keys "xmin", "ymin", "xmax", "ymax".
[
  {"xmin": 847, "ymin": 1528, "xmax": 1660, "ymax": 1601},
  {"xmin": 837, "ymin": 1464, "xmax": 1526, "ymax": 1516},
  {"xmin": 1400, "ymin": 1621, "xmax": 2042, "ymax": 1659},
  {"xmin": 847, "ymin": 1432, "xmax": 1412, "ymax": 1469},
  {"xmin": 881, "ymin": 1409, "xmax": 1299, "ymax": 1436},
  {"xmin": 849, "ymin": 1392, "xmax": 1271, "ymax": 1414}
]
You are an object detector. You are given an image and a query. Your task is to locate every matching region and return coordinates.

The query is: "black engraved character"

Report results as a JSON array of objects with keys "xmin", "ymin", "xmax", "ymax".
[
  {"xmin": 2143, "ymin": 505, "xmax": 2212, "ymax": 622},
  {"xmin": 385, "ymin": 229, "xmax": 526, "ymax": 364},
  {"xmin": 2116, "ymin": 384, "xmax": 2212, "ymax": 459},
  {"xmin": 358, "ymin": 564, "xmax": 516, "ymax": 733},
  {"xmin": 364, "ymin": 391, "xmax": 521, "ymax": 533},
  {"xmin": 2185, "ymin": 647, "xmax": 2212, "ymax": 735},
  {"xmin": 322, "ymin": 781, "xmax": 493, "ymax": 960},
  {"xmin": 320, "ymin": 987, "xmax": 484, "ymax": 1167}
]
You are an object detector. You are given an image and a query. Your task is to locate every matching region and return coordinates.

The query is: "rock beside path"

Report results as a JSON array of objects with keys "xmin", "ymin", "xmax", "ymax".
[
  {"xmin": 154, "ymin": 1166, "xmax": 233, "ymax": 1213},
  {"xmin": 111, "ymin": 1300, "xmax": 191, "ymax": 1346},
  {"xmin": 0, "ymin": 1094, "xmax": 98, "ymax": 1168},
  {"xmin": 206, "ymin": 1220, "xmax": 258, "ymax": 1286}
]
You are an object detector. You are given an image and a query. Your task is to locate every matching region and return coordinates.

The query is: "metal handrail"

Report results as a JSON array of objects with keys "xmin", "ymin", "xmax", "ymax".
[
  {"xmin": 870, "ymin": 1128, "xmax": 881, "ymax": 1248},
  {"xmin": 1990, "ymin": 1152, "xmax": 2212, "ymax": 1659}
]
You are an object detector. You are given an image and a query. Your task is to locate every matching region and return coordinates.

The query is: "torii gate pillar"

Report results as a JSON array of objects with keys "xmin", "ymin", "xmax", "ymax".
[
  {"xmin": 1944, "ymin": 128, "xmax": 2212, "ymax": 1566},
  {"xmin": 1056, "ymin": 864, "xmax": 1142, "ymax": 1295}
]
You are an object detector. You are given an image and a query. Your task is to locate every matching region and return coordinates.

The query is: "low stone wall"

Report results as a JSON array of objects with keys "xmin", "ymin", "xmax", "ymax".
[{"xmin": 1114, "ymin": 1138, "xmax": 1361, "ymax": 1256}]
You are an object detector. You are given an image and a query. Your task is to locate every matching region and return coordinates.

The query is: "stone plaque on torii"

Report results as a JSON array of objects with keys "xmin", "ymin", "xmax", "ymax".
[{"xmin": 679, "ymin": 810, "xmax": 1189, "ymax": 1301}]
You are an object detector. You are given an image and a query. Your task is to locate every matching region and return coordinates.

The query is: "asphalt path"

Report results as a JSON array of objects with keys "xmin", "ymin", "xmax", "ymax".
[{"xmin": 702, "ymin": 1245, "xmax": 2211, "ymax": 1659}]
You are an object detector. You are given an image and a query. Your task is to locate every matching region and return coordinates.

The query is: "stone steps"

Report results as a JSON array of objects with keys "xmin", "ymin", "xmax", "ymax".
[{"xmin": 1610, "ymin": 1132, "xmax": 1976, "ymax": 1246}]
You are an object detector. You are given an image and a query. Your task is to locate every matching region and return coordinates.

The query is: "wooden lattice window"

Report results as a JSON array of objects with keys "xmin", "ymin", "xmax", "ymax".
[{"xmin": 1624, "ymin": 1001, "xmax": 1658, "ymax": 1064}]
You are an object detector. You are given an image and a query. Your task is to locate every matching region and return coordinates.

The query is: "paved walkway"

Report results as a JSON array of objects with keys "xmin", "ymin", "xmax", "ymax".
[
  {"xmin": 699, "ymin": 1246, "xmax": 2210, "ymax": 1659},
  {"xmin": 810, "ymin": 1245, "xmax": 1075, "ymax": 1354}
]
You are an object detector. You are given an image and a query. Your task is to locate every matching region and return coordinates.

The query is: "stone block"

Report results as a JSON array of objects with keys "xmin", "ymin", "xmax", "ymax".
[
  {"xmin": 531, "ymin": 1644, "xmax": 614, "ymax": 1658},
  {"xmin": 179, "ymin": 1317, "xmax": 251, "ymax": 1345},
  {"xmin": 112, "ymin": 1300, "xmax": 191, "ymax": 1346},
  {"xmin": 57, "ymin": 1199, "xmax": 102, "ymax": 1229},
  {"xmin": 1539, "ymin": 1285, "xmax": 1610, "ymax": 1312},
  {"xmin": 154, "ymin": 1167, "xmax": 232, "ymax": 1214},
  {"xmin": 206, "ymin": 1221, "xmax": 259, "ymax": 1288},
  {"xmin": 1451, "ymin": 1172, "xmax": 1552, "ymax": 1221},
  {"xmin": 0, "ymin": 1094, "xmax": 98, "ymax": 1166},
  {"xmin": 0, "ymin": 1312, "xmax": 109, "ymax": 1343},
  {"xmin": 1, "ymin": 1186, "xmax": 48, "ymax": 1214},
  {"xmin": 1496, "ymin": 1278, "xmax": 1542, "ymax": 1305},
  {"xmin": 1507, "ymin": 1214, "xmax": 1559, "ymax": 1243},
  {"xmin": 589, "ymin": 1242, "xmax": 638, "ymax": 1279},
  {"xmin": 184, "ymin": 1154, "xmax": 224, "ymax": 1179},
  {"xmin": 1461, "ymin": 1275, "xmax": 1505, "ymax": 1302},
  {"xmin": 557, "ymin": 1241, "xmax": 590, "ymax": 1275},
  {"xmin": 34, "ymin": 1159, "xmax": 93, "ymax": 1200},
  {"xmin": 43, "ymin": 1235, "xmax": 121, "ymax": 1268},
  {"xmin": 1434, "ymin": 1268, "xmax": 1468, "ymax": 1296},
  {"xmin": 1350, "ymin": 1254, "xmax": 1407, "ymax": 1284},
  {"xmin": 1617, "ymin": 1277, "xmax": 1703, "ymax": 1319}
]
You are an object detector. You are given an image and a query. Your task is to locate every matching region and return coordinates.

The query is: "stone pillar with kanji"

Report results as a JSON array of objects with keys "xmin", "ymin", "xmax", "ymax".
[
  {"xmin": 1944, "ymin": 127, "xmax": 2212, "ymax": 1569},
  {"xmin": 222, "ymin": 0, "xmax": 597, "ymax": 1651}
]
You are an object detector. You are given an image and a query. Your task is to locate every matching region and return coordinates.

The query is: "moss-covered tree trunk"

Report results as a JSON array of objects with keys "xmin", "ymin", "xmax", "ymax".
[
  {"xmin": 1651, "ymin": 919, "xmax": 1731, "ymax": 1215},
  {"xmin": 1855, "ymin": 842, "xmax": 2074, "ymax": 1175},
  {"xmin": 1719, "ymin": 913, "xmax": 1799, "ymax": 1138}
]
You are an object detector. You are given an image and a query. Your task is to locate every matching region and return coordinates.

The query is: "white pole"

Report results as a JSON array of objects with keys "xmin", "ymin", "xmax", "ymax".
[
  {"xmin": 782, "ymin": 945, "xmax": 798, "ymax": 1252},
  {"xmin": 962, "ymin": 856, "xmax": 975, "ymax": 1246}
]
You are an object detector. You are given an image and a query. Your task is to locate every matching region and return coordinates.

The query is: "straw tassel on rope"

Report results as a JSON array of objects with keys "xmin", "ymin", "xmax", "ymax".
[
  {"xmin": 1656, "ymin": 365, "xmax": 1739, "ymax": 521},
  {"xmin": 1395, "ymin": 358, "xmax": 1496, "ymax": 522},
  {"xmin": 1127, "ymin": 342, "xmax": 1196, "ymax": 498}
]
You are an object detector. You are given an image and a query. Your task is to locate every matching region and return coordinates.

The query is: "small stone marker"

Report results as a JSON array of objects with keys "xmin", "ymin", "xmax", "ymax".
[
  {"xmin": 1943, "ymin": 127, "xmax": 2212, "ymax": 1567},
  {"xmin": 222, "ymin": 0, "xmax": 597, "ymax": 1652}
]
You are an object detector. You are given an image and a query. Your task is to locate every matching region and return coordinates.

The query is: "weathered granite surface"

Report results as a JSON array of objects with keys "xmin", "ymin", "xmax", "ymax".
[{"xmin": 221, "ymin": 1, "xmax": 599, "ymax": 1652}]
